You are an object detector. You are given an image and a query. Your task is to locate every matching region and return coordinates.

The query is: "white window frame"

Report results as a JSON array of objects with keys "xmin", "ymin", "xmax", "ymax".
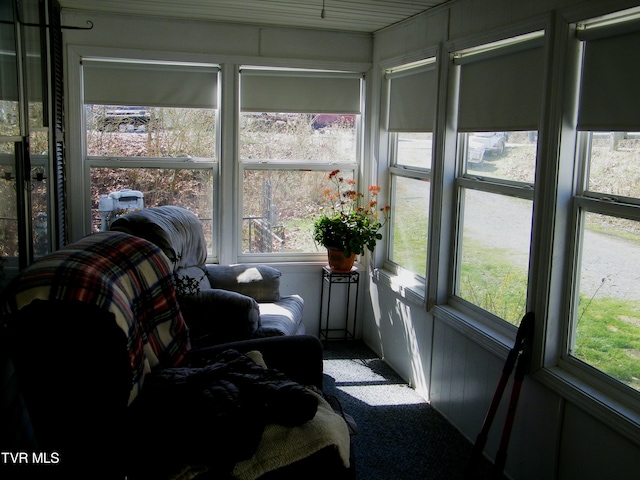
[
  {"xmin": 237, "ymin": 66, "xmax": 364, "ymax": 263},
  {"xmin": 386, "ymin": 160, "xmax": 432, "ymax": 281},
  {"xmin": 445, "ymin": 30, "xmax": 545, "ymax": 333},
  {"xmin": 85, "ymin": 156, "xmax": 217, "ymax": 256},
  {"xmin": 237, "ymin": 162, "xmax": 359, "ymax": 264},
  {"xmin": 540, "ymin": 6, "xmax": 640, "ymax": 443},
  {"xmin": 378, "ymin": 53, "xmax": 439, "ymax": 300},
  {"xmin": 65, "ymin": 47, "xmax": 220, "ymax": 260}
]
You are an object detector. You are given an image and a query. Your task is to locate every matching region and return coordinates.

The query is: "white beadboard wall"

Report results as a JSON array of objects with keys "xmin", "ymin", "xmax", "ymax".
[{"xmin": 364, "ymin": 0, "xmax": 640, "ymax": 479}]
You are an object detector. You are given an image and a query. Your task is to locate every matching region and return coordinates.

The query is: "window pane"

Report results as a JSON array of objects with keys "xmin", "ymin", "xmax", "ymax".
[
  {"xmin": 0, "ymin": 1, "xmax": 20, "ymax": 137},
  {"xmin": 31, "ymin": 152, "xmax": 49, "ymax": 258},
  {"xmin": 0, "ymin": 149, "xmax": 48, "ymax": 263},
  {"xmin": 396, "ymin": 132, "xmax": 432, "ymax": 169},
  {"xmin": 573, "ymin": 214, "xmax": 640, "ymax": 392},
  {"xmin": 0, "ymin": 147, "xmax": 18, "ymax": 265},
  {"xmin": 586, "ymin": 132, "xmax": 640, "ymax": 196},
  {"xmin": 0, "ymin": 152, "xmax": 50, "ymax": 268},
  {"xmin": 86, "ymin": 105, "xmax": 216, "ymax": 158},
  {"xmin": 465, "ymin": 131, "xmax": 537, "ymax": 184},
  {"xmin": 390, "ymin": 176, "xmax": 429, "ymax": 276},
  {"xmin": 91, "ymin": 167, "xmax": 214, "ymax": 253},
  {"xmin": 457, "ymin": 188, "xmax": 532, "ymax": 325},
  {"xmin": 239, "ymin": 113, "xmax": 357, "ymax": 163},
  {"xmin": 0, "ymin": 101, "xmax": 19, "ymax": 136},
  {"xmin": 242, "ymin": 169, "xmax": 354, "ymax": 254},
  {"xmin": 24, "ymin": 20, "xmax": 44, "ymax": 129}
]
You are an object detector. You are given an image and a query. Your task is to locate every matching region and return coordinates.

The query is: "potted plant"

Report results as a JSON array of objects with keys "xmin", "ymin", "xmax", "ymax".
[{"xmin": 313, "ymin": 169, "xmax": 390, "ymax": 271}]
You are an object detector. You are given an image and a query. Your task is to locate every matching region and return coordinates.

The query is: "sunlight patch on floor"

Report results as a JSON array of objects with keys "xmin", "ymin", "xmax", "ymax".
[
  {"xmin": 323, "ymin": 358, "xmax": 427, "ymax": 406},
  {"xmin": 336, "ymin": 384, "xmax": 426, "ymax": 406}
]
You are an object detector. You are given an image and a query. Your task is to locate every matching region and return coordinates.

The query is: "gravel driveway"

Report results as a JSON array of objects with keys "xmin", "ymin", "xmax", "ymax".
[{"xmin": 464, "ymin": 189, "xmax": 640, "ymax": 301}]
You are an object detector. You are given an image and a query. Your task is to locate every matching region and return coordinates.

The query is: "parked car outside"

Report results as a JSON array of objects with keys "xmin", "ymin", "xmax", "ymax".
[
  {"xmin": 96, "ymin": 106, "xmax": 151, "ymax": 132},
  {"xmin": 468, "ymin": 132, "xmax": 508, "ymax": 165},
  {"xmin": 312, "ymin": 114, "xmax": 355, "ymax": 129}
]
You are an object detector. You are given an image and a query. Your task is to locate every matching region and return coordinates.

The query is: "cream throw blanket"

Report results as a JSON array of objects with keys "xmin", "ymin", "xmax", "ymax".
[
  {"xmin": 232, "ymin": 388, "xmax": 351, "ymax": 480},
  {"xmin": 230, "ymin": 351, "xmax": 351, "ymax": 480},
  {"xmin": 170, "ymin": 351, "xmax": 351, "ymax": 480}
]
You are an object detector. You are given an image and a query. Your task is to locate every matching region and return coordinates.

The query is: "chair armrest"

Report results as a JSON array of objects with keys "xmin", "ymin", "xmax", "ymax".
[
  {"xmin": 186, "ymin": 335, "xmax": 324, "ymax": 389},
  {"xmin": 255, "ymin": 295, "xmax": 305, "ymax": 337},
  {"xmin": 205, "ymin": 264, "xmax": 282, "ymax": 302},
  {"xmin": 178, "ymin": 289, "xmax": 260, "ymax": 347}
]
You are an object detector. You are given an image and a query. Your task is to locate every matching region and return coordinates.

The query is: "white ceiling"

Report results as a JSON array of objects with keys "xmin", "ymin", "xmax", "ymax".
[{"xmin": 57, "ymin": 0, "xmax": 450, "ymax": 33}]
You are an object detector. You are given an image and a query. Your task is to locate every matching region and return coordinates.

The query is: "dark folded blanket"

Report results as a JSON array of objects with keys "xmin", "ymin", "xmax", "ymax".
[{"xmin": 126, "ymin": 349, "xmax": 318, "ymax": 479}]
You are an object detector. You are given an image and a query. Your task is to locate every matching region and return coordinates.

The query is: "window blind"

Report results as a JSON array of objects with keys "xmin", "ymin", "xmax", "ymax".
[
  {"xmin": 83, "ymin": 60, "xmax": 218, "ymax": 108},
  {"xmin": 577, "ymin": 24, "xmax": 640, "ymax": 131},
  {"xmin": 0, "ymin": 52, "xmax": 20, "ymax": 101},
  {"xmin": 0, "ymin": 52, "xmax": 43, "ymax": 102},
  {"xmin": 240, "ymin": 69, "xmax": 361, "ymax": 114},
  {"xmin": 387, "ymin": 62, "xmax": 437, "ymax": 132},
  {"xmin": 456, "ymin": 37, "xmax": 544, "ymax": 132}
]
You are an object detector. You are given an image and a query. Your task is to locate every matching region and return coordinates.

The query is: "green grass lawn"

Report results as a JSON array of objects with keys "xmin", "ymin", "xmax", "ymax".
[
  {"xmin": 575, "ymin": 297, "xmax": 640, "ymax": 390},
  {"xmin": 456, "ymin": 239, "xmax": 640, "ymax": 391},
  {"xmin": 458, "ymin": 239, "xmax": 528, "ymax": 325}
]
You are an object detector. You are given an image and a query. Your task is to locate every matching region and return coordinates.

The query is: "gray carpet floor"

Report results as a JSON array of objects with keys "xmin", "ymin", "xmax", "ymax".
[{"xmin": 322, "ymin": 341, "xmax": 497, "ymax": 480}]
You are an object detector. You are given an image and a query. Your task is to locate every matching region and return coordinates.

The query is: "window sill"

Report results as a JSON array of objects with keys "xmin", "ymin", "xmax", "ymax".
[
  {"xmin": 371, "ymin": 270, "xmax": 517, "ymax": 361},
  {"xmin": 432, "ymin": 303, "xmax": 515, "ymax": 361},
  {"xmin": 535, "ymin": 366, "xmax": 640, "ymax": 447},
  {"xmin": 371, "ymin": 266, "xmax": 427, "ymax": 308}
]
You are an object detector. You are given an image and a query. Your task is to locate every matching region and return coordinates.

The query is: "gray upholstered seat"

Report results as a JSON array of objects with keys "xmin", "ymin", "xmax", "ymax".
[{"xmin": 110, "ymin": 205, "xmax": 305, "ymax": 345}]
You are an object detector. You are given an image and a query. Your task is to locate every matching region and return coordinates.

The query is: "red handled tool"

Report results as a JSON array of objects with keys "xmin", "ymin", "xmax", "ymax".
[{"xmin": 464, "ymin": 311, "xmax": 534, "ymax": 479}]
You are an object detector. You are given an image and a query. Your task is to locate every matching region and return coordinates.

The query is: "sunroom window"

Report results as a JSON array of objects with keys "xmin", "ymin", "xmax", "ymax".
[
  {"xmin": 451, "ymin": 32, "xmax": 544, "ymax": 326},
  {"xmin": 82, "ymin": 60, "xmax": 217, "ymax": 255},
  {"xmin": 1, "ymin": 1, "xmax": 51, "ymax": 263},
  {"xmin": 239, "ymin": 67, "xmax": 362, "ymax": 257},
  {"xmin": 385, "ymin": 59, "xmax": 437, "ymax": 278},
  {"xmin": 570, "ymin": 10, "xmax": 640, "ymax": 392}
]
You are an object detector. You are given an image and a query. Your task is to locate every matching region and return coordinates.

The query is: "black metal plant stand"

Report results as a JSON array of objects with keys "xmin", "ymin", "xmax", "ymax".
[{"xmin": 319, "ymin": 266, "xmax": 359, "ymax": 344}]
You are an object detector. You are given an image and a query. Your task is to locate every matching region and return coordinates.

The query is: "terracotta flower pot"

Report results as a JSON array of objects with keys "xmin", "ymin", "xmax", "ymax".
[{"xmin": 327, "ymin": 248, "xmax": 356, "ymax": 272}]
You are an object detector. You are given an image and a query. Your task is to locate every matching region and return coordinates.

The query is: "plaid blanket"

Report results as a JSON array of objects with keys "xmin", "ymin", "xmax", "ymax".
[{"xmin": 0, "ymin": 231, "xmax": 189, "ymax": 405}]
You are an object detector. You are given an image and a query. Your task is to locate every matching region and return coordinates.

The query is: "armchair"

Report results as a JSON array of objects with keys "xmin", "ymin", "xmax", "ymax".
[
  {"xmin": 0, "ymin": 231, "xmax": 353, "ymax": 479},
  {"xmin": 109, "ymin": 205, "xmax": 305, "ymax": 347}
]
